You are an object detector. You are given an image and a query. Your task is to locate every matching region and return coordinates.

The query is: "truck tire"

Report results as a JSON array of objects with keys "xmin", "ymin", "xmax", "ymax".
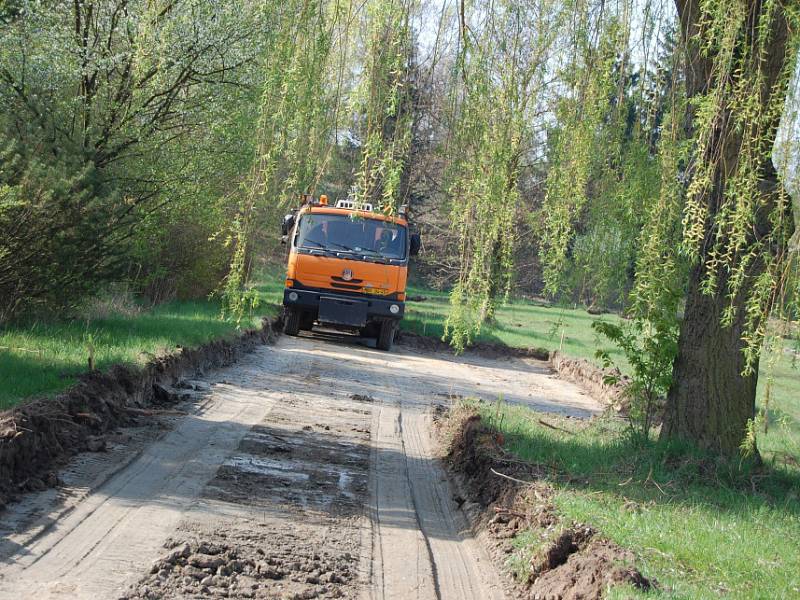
[
  {"xmin": 284, "ymin": 308, "xmax": 301, "ymax": 336},
  {"xmin": 376, "ymin": 320, "xmax": 396, "ymax": 351}
]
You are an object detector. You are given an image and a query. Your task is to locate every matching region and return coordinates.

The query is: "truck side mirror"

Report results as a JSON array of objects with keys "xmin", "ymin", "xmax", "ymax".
[
  {"xmin": 409, "ymin": 233, "xmax": 421, "ymax": 256},
  {"xmin": 281, "ymin": 213, "xmax": 296, "ymax": 236}
]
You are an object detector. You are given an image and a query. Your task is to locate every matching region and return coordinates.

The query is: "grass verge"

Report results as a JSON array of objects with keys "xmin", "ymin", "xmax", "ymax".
[
  {"xmin": 0, "ymin": 299, "xmax": 278, "ymax": 410},
  {"xmin": 464, "ymin": 399, "xmax": 800, "ymax": 599},
  {"xmin": 399, "ymin": 283, "xmax": 799, "ymax": 475}
]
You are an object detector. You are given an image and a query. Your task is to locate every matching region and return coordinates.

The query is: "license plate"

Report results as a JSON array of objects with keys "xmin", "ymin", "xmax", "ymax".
[
  {"xmin": 364, "ymin": 287, "xmax": 389, "ymax": 296},
  {"xmin": 318, "ymin": 296, "xmax": 368, "ymax": 327}
]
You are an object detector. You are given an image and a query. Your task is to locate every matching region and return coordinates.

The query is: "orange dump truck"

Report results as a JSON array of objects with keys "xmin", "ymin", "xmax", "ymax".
[{"xmin": 281, "ymin": 195, "xmax": 420, "ymax": 351}]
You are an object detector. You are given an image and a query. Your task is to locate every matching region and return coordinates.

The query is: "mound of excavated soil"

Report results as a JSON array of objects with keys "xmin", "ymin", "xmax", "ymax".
[
  {"xmin": 0, "ymin": 317, "xmax": 281, "ymax": 509},
  {"xmin": 441, "ymin": 409, "xmax": 653, "ymax": 600},
  {"xmin": 529, "ymin": 538, "xmax": 652, "ymax": 600},
  {"xmin": 123, "ymin": 529, "xmax": 360, "ymax": 600}
]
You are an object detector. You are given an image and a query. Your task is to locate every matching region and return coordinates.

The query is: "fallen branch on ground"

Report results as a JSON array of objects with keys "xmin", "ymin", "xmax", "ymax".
[
  {"xmin": 490, "ymin": 467, "xmax": 536, "ymax": 485},
  {"xmin": 538, "ymin": 418, "xmax": 575, "ymax": 434}
]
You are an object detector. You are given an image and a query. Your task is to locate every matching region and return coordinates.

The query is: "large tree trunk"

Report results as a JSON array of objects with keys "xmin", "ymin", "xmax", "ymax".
[
  {"xmin": 662, "ymin": 1, "xmax": 794, "ymax": 454},
  {"xmin": 663, "ymin": 264, "xmax": 761, "ymax": 454}
]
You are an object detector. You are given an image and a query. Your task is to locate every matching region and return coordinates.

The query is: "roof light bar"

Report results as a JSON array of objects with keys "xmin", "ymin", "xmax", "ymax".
[{"xmin": 335, "ymin": 199, "xmax": 374, "ymax": 212}]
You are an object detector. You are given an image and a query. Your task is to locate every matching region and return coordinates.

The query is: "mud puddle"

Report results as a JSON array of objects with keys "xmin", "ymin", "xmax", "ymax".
[{"xmin": 123, "ymin": 374, "xmax": 372, "ymax": 600}]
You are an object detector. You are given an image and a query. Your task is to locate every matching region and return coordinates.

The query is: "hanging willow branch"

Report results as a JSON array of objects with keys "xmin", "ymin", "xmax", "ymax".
[
  {"xmin": 351, "ymin": 0, "xmax": 417, "ymax": 215},
  {"xmin": 220, "ymin": 0, "xmax": 349, "ymax": 323},
  {"xmin": 538, "ymin": 6, "xmax": 631, "ymax": 299},
  {"xmin": 444, "ymin": 0, "xmax": 564, "ymax": 351}
]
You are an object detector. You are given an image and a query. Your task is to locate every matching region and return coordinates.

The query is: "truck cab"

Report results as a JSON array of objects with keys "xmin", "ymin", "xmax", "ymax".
[{"xmin": 281, "ymin": 195, "xmax": 420, "ymax": 351}]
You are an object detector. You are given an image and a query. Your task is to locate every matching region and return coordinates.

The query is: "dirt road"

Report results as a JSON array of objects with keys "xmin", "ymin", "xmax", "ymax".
[{"xmin": 0, "ymin": 333, "xmax": 599, "ymax": 599}]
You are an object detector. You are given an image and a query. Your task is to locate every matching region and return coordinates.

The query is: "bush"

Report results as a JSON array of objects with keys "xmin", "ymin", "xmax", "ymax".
[
  {"xmin": 0, "ymin": 146, "xmax": 124, "ymax": 322},
  {"xmin": 593, "ymin": 317, "xmax": 678, "ymax": 441}
]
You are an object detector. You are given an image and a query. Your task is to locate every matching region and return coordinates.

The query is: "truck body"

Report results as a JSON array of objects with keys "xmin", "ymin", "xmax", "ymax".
[{"xmin": 281, "ymin": 196, "xmax": 419, "ymax": 351}]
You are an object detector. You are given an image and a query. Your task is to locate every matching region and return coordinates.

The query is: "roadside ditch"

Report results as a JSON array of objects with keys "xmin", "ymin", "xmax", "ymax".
[
  {"xmin": 434, "ymin": 405, "xmax": 653, "ymax": 600},
  {"xmin": 0, "ymin": 315, "xmax": 282, "ymax": 508}
]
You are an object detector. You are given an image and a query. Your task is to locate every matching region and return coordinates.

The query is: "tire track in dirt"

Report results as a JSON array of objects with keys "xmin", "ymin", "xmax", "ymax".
[
  {"xmin": 363, "ymin": 369, "xmax": 503, "ymax": 600},
  {"xmin": 0, "ymin": 350, "xmax": 291, "ymax": 599},
  {"xmin": 0, "ymin": 333, "xmax": 600, "ymax": 599}
]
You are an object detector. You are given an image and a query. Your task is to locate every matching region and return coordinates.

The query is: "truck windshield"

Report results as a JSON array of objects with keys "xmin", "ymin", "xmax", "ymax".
[{"xmin": 295, "ymin": 213, "xmax": 407, "ymax": 260}]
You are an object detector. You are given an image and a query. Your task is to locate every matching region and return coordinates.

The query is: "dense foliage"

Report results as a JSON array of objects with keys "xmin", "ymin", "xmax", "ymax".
[
  {"xmin": 0, "ymin": 0, "xmax": 266, "ymax": 320},
  {"xmin": 2, "ymin": 0, "xmax": 799, "ymax": 455}
]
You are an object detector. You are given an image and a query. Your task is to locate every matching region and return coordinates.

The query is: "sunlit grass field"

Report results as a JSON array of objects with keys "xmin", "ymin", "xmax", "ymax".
[
  {"xmin": 470, "ymin": 400, "xmax": 800, "ymax": 599},
  {"xmin": 0, "ymin": 300, "xmax": 275, "ymax": 409}
]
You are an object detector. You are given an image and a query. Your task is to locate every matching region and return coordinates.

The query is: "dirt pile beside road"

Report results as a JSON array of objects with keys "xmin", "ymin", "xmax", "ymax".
[
  {"xmin": 0, "ymin": 316, "xmax": 281, "ymax": 508},
  {"xmin": 548, "ymin": 351, "xmax": 631, "ymax": 412},
  {"xmin": 439, "ymin": 408, "xmax": 653, "ymax": 600}
]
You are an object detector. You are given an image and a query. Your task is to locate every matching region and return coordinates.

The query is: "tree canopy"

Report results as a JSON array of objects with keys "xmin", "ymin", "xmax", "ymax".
[{"xmin": 2, "ymin": 0, "xmax": 799, "ymax": 457}]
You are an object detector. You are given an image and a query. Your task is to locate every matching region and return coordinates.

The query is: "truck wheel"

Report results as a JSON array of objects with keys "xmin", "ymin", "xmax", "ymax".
[
  {"xmin": 376, "ymin": 320, "xmax": 396, "ymax": 351},
  {"xmin": 284, "ymin": 308, "xmax": 301, "ymax": 336}
]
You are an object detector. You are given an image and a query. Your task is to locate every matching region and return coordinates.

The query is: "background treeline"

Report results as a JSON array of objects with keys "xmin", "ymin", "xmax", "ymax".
[
  {"xmin": 0, "ymin": 0, "xmax": 687, "ymax": 323},
  {"xmin": 2, "ymin": 1, "xmax": 797, "ymax": 323}
]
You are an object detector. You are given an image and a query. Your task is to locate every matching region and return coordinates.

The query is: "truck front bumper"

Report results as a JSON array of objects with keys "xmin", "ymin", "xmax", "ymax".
[{"xmin": 283, "ymin": 287, "xmax": 404, "ymax": 326}]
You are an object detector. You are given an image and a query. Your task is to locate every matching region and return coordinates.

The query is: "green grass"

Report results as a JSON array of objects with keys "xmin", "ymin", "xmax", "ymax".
[
  {"xmin": 0, "ymin": 299, "xmax": 277, "ymax": 410},
  {"xmin": 472, "ymin": 400, "xmax": 800, "ymax": 599},
  {"xmin": 251, "ymin": 273, "xmax": 287, "ymax": 306},
  {"xmin": 405, "ymin": 279, "xmax": 800, "ymax": 596},
  {"xmin": 402, "ymin": 284, "xmax": 627, "ymax": 364},
  {"xmin": 400, "ymin": 283, "xmax": 800, "ymax": 470}
]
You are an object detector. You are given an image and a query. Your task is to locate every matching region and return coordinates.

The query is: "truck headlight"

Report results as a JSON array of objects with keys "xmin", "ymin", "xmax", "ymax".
[
  {"xmin": 288, "ymin": 291, "xmax": 299, "ymax": 302},
  {"xmin": 389, "ymin": 304, "xmax": 400, "ymax": 314}
]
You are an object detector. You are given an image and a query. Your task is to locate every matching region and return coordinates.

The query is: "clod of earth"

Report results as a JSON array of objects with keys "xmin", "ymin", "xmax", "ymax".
[
  {"xmin": 529, "ymin": 540, "xmax": 653, "ymax": 600},
  {"xmin": 125, "ymin": 534, "xmax": 359, "ymax": 600},
  {"xmin": 441, "ymin": 407, "xmax": 654, "ymax": 599}
]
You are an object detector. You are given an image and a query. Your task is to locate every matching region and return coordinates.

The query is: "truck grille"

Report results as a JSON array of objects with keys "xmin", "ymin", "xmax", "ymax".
[{"xmin": 331, "ymin": 275, "xmax": 363, "ymax": 284}]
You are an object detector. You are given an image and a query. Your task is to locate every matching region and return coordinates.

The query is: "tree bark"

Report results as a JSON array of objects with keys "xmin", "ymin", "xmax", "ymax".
[
  {"xmin": 662, "ymin": 0, "xmax": 795, "ymax": 454},
  {"xmin": 663, "ymin": 263, "xmax": 761, "ymax": 454}
]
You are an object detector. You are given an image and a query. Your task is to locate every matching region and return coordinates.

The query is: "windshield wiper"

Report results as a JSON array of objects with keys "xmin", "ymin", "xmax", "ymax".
[
  {"xmin": 319, "ymin": 241, "xmax": 391, "ymax": 262},
  {"xmin": 301, "ymin": 240, "xmax": 327, "ymax": 250},
  {"xmin": 326, "ymin": 241, "xmax": 358, "ymax": 253}
]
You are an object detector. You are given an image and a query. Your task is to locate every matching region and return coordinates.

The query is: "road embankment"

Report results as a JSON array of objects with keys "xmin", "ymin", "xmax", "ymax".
[{"xmin": 0, "ymin": 316, "xmax": 282, "ymax": 508}]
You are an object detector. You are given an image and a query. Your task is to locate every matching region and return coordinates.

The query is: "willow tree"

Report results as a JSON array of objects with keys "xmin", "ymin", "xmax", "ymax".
[
  {"xmin": 660, "ymin": 0, "xmax": 799, "ymax": 455},
  {"xmin": 539, "ymin": 7, "xmax": 658, "ymax": 309},
  {"xmin": 444, "ymin": 0, "xmax": 563, "ymax": 350},
  {"xmin": 351, "ymin": 0, "xmax": 417, "ymax": 213},
  {"xmin": 221, "ymin": 0, "xmax": 347, "ymax": 321}
]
